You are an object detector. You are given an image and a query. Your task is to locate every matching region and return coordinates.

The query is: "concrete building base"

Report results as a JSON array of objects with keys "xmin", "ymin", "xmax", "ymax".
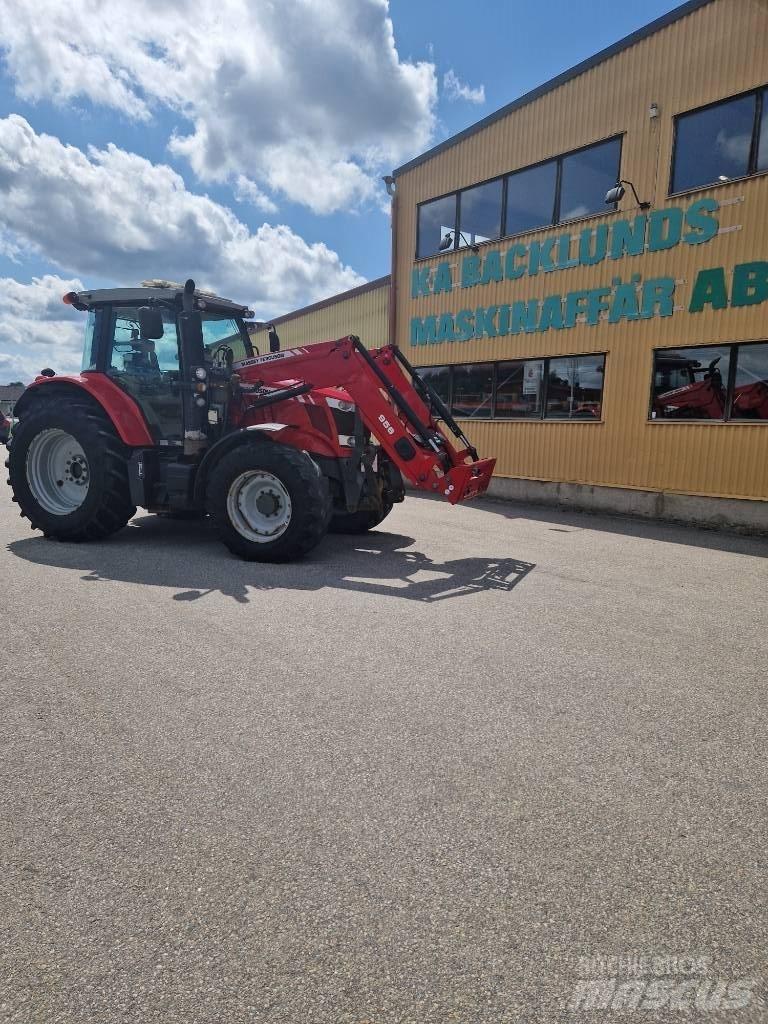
[{"xmin": 478, "ymin": 477, "xmax": 768, "ymax": 534}]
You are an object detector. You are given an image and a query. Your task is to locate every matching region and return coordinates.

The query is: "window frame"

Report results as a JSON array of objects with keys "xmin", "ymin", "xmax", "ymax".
[
  {"xmin": 649, "ymin": 341, "xmax": 768, "ymax": 423},
  {"xmin": 414, "ymin": 192, "xmax": 458, "ymax": 261},
  {"xmin": 416, "ymin": 353, "xmax": 607, "ymax": 422},
  {"xmin": 669, "ymin": 84, "xmax": 768, "ymax": 197},
  {"xmin": 414, "ymin": 133, "xmax": 623, "ymax": 260}
]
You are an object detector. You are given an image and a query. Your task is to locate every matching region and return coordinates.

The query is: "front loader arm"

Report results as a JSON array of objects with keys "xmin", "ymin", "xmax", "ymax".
[{"xmin": 232, "ymin": 336, "xmax": 495, "ymax": 503}]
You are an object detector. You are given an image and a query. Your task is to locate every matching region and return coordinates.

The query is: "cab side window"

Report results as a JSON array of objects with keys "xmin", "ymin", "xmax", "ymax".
[
  {"xmin": 108, "ymin": 306, "xmax": 179, "ymax": 375},
  {"xmin": 107, "ymin": 305, "xmax": 182, "ymax": 441}
]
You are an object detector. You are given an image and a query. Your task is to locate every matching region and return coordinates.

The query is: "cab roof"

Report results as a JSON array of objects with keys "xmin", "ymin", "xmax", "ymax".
[{"xmin": 69, "ymin": 283, "xmax": 253, "ymax": 319}]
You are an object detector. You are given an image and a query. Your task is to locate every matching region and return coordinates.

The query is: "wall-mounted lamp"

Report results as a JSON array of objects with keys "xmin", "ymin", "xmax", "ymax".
[
  {"xmin": 605, "ymin": 179, "xmax": 651, "ymax": 210},
  {"xmin": 382, "ymin": 175, "xmax": 396, "ymax": 197},
  {"xmin": 649, "ymin": 102, "xmax": 660, "ymax": 119},
  {"xmin": 438, "ymin": 230, "xmax": 479, "ymax": 254}
]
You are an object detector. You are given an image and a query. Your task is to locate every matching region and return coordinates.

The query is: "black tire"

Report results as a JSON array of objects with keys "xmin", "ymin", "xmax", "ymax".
[
  {"xmin": 206, "ymin": 443, "xmax": 330, "ymax": 562},
  {"xmin": 330, "ymin": 497, "xmax": 394, "ymax": 535},
  {"xmin": 6, "ymin": 399, "xmax": 136, "ymax": 541}
]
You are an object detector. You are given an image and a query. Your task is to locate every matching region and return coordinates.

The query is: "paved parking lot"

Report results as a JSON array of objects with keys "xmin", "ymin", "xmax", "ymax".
[{"xmin": 2, "ymin": 483, "xmax": 767, "ymax": 1023}]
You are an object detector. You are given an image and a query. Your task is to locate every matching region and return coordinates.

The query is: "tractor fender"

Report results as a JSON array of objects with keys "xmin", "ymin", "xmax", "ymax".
[
  {"xmin": 192, "ymin": 423, "xmax": 291, "ymax": 503},
  {"xmin": 14, "ymin": 374, "xmax": 154, "ymax": 446}
]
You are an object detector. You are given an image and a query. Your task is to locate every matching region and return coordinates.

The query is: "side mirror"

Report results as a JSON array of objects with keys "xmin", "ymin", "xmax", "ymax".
[
  {"xmin": 138, "ymin": 306, "xmax": 165, "ymax": 339},
  {"xmin": 604, "ymin": 184, "xmax": 625, "ymax": 205}
]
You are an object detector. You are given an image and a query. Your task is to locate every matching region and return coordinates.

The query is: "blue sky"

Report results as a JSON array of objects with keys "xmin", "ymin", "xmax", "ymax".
[{"xmin": 0, "ymin": 0, "xmax": 683, "ymax": 380}]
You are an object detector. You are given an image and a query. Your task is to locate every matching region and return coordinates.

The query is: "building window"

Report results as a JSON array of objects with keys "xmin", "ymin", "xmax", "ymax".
[
  {"xmin": 545, "ymin": 354, "xmax": 605, "ymax": 419},
  {"xmin": 452, "ymin": 363, "xmax": 494, "ymax": 418},
  {"xmin": 416, "ymin": 354, "xmax": 605, "ymax": 420},
  {"xmin": 559, "ymin": 137, "xmax": 622, "ymax": 221},
  {"xmin": 651, "ymin": 343, "xmax": 768, "ymax": 421},
  {"xmin": 416, "ymin": 194, "xmax": 457, "ymax": 259},
  {"xmin": 504, "ymin": 161, "xmax": 557, "ymax": 238},
  {"xmin": 457, "ymin": 179, "xmax": 503, "ymax": 249},
  {"xmin": 416, "ymin": 135, "xmax": 621, "ymax": 257},
  {"xmin": 671, "ymin": 87, "xmax": 768, "ymax": 194},
  {"xmin": 418, "ymin": 365, "xmax": 451, "ymax": 408},
  {"xmin": 732, "ymin": 343, "xmax": 768, "ymax": 419},
  {"xmin": 495, "ymin": 359, "xmax": 545, "ymax": 417}
]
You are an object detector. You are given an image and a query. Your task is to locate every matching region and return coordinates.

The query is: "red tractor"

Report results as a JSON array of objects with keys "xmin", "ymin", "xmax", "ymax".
[
  {"xmin": 654, "ymin": 354, "xmax": 768, "ymax": 420},
  {"xmin": 5, "ymin": 280, "xmax": 495, "ymax": 561}
]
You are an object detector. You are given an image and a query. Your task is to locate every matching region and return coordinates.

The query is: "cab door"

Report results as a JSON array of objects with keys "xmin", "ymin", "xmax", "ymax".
[{"xmin": 105, "ymin": 305, "xmax": 183, "ymax": 443}]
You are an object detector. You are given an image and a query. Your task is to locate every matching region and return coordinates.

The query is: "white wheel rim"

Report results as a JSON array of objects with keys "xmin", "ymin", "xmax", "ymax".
[
  {"xmin": 26, "ymin": 428, "xmax": 90, "ymax": 516},
  {"xmin": 227, "ymin": 470, "xmax": 292, "ymax": 543}
]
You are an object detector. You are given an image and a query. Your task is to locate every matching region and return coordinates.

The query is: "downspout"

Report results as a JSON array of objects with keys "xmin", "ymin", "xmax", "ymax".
[{"xmin": 383, "ymin": 175, "xmax": 398, "ymax": 348}]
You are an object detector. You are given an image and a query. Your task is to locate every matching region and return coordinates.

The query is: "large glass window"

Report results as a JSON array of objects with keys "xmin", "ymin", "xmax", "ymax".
[
  {"xmin": 417, "ymin": 194, "xmax": 457, "ymax": 259},
  {"xmin": 458, "ymin": 179, "xmax": 503, "ymax": 248},
  {"xmin": 651, "ymin": 345, "xmax": 732, "ymax": 420},
  {"xmin": 452, "ymin": 363, "xmax": 494, "ymax": 418},
  {"xmin": 758, "ymin": 88, "xmax": 768, "ymax": 172},
  {"xmin": 731, "ymin": 343, "xmax": 768, "ymax": 420},
  {"xmin": 559, "ymin": 137, "xmax": 622, "ymax": 221},
  {"xmin": 672, "ymin": 88, "xmax": 768, "ymax": 193},
  {"xmin": 546, "ymin": 355, "xmax": 605, "ymax": 419},
  {"xmin": 418, "ymin": 365, "xmax": 451, "ymax": 408},
  {"xmin": 413, "ymin": 354, "xmax": 605, "ymax": 421},
  {"xmin": 415, "ymin": 135, "xmax": 621, "ymax": 257},
  {"xmin": 504, "ymin": 161, "xmax": 557, "ymax": 237},
  {"xmin": 495, "ymin": 359, "xmax": 544, "ymax": 418}
]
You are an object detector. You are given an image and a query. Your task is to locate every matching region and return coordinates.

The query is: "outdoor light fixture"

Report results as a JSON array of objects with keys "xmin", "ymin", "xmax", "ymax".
[
  {"xmin": 649, "ymin": 102, "xmax": 659, "ymax": 118},
  {"xmin": 438, "ymin": 231, "xmax": 479, "ymax": 254},
  {"xmin": 604, "ymin": 179, "xmax": 651, "ymax": 209},
  {"xmin": 382, "ymin": 175, "xmax": 396, "ymax": 197}
]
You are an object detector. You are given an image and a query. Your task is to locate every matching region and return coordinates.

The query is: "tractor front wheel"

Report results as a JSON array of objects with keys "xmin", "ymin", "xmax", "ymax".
[
  {"xmin": 7, "ymin": 399, "xmax": 136, "ymax": 541},
  {"xmin": 329, "ymin": 497, "xmax": 394, "ymax": 535},
  {"xmin": 206, "ymin": 444, "xmax": 330, "ymax": 562}
]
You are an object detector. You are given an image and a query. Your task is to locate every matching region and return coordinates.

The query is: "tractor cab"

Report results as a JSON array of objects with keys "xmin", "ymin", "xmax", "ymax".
[{"xmin": 68, "ymin": 280, "xmax": 256, "ymax": 446}]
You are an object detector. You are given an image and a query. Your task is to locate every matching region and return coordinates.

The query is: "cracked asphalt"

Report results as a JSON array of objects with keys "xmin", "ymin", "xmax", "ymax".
[{"xmin": 1, "ymin": 483, "xmax": 767, "ymax": 1023}]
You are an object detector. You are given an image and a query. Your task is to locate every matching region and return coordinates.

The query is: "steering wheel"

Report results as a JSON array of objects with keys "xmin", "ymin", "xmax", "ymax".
[{"xmin": 212, "ymin": 345, "xmax": 233, "ymax": 370}]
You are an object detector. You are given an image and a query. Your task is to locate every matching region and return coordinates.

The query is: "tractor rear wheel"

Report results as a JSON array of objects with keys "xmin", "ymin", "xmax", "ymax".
[
  {"xmin": 7, "ymin": 398, "xmax": 136, "ymax": 541},
  {"xmin": 330, "ymin": 497, "xmax": 394, "ymax": 535},
  {"xmin": 206, "ymin": 443, "xmax": 330, "ymax": 562}
]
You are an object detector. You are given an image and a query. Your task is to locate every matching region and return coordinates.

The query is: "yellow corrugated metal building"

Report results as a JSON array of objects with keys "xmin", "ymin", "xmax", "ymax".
[
  {"xmin": 394, "ymin": 0, "xmax": 768, "ymax": 528},
  {"xmin": 250, "ymin": 276, "xmax": 390, "ymax": 352},
  {"xmin": 257, "ymin": 0, "xmax": 768, "ymax": 529}
]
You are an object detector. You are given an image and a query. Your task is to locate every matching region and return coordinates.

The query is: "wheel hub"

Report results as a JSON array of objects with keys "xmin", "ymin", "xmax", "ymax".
[
  {"xmin": 26, "ymin": 429, "xmax": 91, "ymax": 516},
  {"xmin": 227, "ymin": 471, "xmax": 293, "ymax": 543}
]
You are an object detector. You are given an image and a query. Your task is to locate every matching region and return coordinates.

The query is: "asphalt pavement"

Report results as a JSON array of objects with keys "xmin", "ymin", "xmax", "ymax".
[{"xmin": 2, "ymin": 483, "xmax": 767, "ymax": 1023}]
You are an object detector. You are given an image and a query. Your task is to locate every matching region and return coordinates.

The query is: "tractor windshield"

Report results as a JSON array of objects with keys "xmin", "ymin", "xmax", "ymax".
[{"xmin": 202, "ymin": 314, "xmax": 252, "ymax": 365}]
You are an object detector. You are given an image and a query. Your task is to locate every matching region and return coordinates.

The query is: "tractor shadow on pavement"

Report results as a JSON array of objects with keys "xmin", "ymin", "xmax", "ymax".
[{"xmin": 8, "ymin": 513, "xmax": 535, "ymax": 604}]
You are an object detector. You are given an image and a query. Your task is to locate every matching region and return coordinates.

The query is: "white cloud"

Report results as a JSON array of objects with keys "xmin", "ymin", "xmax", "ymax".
[
  {"xmin": 0, "ymin": 275, "xmax": 85, "ymax": 381},
  {"xmin": 443, "ymin": 69, "xmax": 485, "ymax": 105},
  {"xmin": 0, "ymin": 0, "xmax": 437, "ymax": 214},
  {"xmin": 233, "ymin": 176, "xmax": 278, "ymax": 215},
  {"xmin": 0, "ymin": 116, "xmax": 364, "ymax": 323}
]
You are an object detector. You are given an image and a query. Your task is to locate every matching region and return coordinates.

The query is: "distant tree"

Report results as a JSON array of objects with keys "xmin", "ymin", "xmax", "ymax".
[{"xmin": 3, "ymin": 381, "xmax": 24, "ymax": 388}]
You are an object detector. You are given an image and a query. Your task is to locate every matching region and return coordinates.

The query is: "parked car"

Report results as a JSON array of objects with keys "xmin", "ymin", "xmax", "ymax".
[{"xmin": 0, "ymin": 412, "xmax": 12, "ymax": 443}]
